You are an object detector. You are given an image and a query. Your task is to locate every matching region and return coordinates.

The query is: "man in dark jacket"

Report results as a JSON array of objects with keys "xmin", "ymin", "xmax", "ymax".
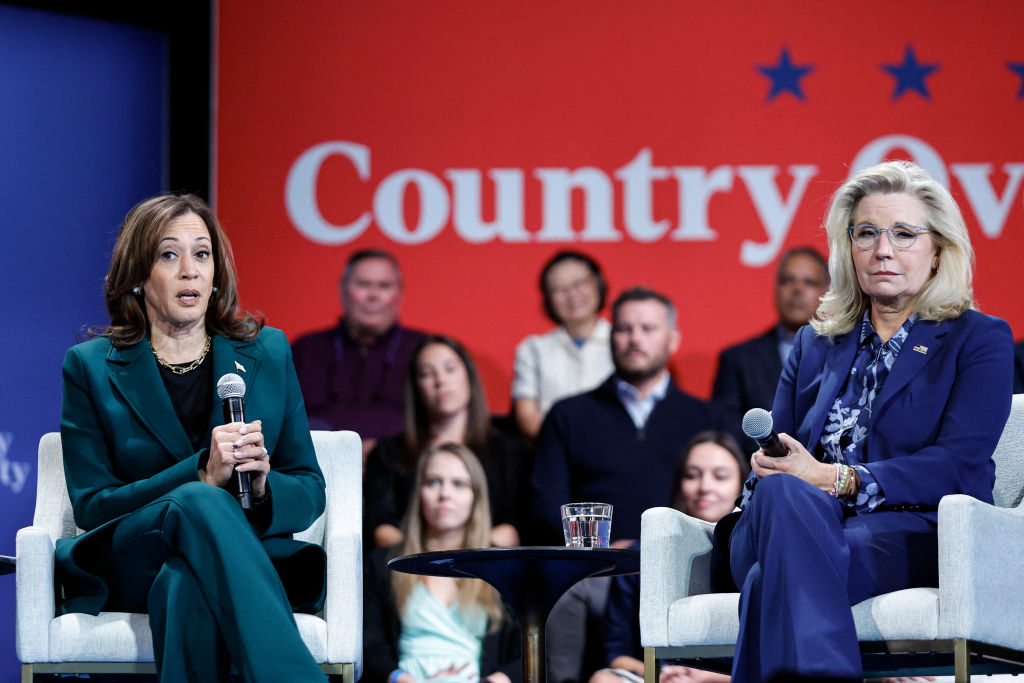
[
  {"xmin": 712, "ymin": 246, "xmax": 828, "ymax": 423},
  {"xmin": 531, "ymin": 286, "xmax": 731, "ymax": 683}
]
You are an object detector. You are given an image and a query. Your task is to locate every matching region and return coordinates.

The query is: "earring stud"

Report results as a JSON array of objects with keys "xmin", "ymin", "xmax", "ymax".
[{"xmin": 132, "ymin": 286, "xmax": 141, "ymax": 295}]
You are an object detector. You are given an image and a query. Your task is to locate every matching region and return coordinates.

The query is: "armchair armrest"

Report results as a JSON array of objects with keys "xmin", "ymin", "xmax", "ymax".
[
  {"xmin": 639, "ymin": 507, "xmax": 716, "ymax": 647},
  {"xmin": 16, "ymin": 526, "xmax": 55, "ymax": 662},
  {"xmin": 937, "ymin": 494, "xmax": 1024, "ymax": 651},
  {"xmin": 324, "ymin": 528, "xmax": 362, "ymax": 666}
]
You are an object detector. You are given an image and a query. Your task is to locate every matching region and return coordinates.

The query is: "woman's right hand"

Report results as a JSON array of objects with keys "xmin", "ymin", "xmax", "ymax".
[
  {"xmin": 750, "ymin": 432, "xmax": 834, "ymax": 494},
  {"xmin": 205, "ymin": 421, "xmax": 264, "ymax": 488}
]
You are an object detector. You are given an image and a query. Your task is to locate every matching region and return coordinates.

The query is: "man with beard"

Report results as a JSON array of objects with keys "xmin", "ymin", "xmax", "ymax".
[
  {"xmin": 530, "ymin": 286, "xmax": 730, "ymax": 546},
  {"xmin": 712, "ymin": 246, "xmax": 828, "ymax": 423},
  {"xmin": 530, "ymin": 287, "xmax": 730, "ymax": 683}
]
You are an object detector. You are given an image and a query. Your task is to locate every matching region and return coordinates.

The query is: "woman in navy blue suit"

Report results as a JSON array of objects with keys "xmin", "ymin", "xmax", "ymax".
[{"xmin": 725, "ymin": 161, "xmax": 1014, "ymax": 682}]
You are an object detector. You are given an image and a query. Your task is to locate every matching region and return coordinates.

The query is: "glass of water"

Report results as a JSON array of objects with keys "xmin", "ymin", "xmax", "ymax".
[{"xmin": 560, "ymin": 502, "xmax": 613, "ymax": 548}]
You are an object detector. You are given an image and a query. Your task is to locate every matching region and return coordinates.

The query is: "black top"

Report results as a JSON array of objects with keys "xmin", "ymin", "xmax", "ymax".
[
  {"xmin": 157, "ymin": 347, "xmax": 272, "ymax": 524},
  {"xmin": 157, "ymin": 350, "xmax": 213, "ymax": 451},
  {"xmin": 363, "ymin": 430, "xmax": 527, "ymax": 546}
]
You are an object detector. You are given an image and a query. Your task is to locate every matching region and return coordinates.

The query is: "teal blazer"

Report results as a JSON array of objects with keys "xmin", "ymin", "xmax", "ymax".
[{"xmin": 57, "ymin": 327, "xmax": 327, "ymax": 615}]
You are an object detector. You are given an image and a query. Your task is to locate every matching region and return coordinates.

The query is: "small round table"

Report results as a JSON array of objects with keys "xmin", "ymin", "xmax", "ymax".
[{"xmin": 389, "ymin": 546, "xmax": 640, "ymax": 683}]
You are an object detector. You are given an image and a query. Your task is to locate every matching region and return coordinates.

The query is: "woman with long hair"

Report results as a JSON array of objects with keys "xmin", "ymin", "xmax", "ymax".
[
  {"xmin": 363, "ymin": 443, "xmax": 520, "ymax": 683},
  {"xmin": 591, "ymin": 431, "xmax": 748, "ymax": 683},
  {"xmin": 726, "ymin": 161, "xmax": 1013, "ymax": 682},
  {"xmin": 365, "ymin": 336, "xmax": 524, "ymax": 549},
  {"xmin": 57, "ymin": 193, "xmax": 325, "ymax": 680}
]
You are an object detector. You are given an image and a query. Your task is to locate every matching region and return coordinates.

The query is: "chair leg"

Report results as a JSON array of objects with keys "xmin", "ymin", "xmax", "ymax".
[
  {"xmin": 342, "ymin": 663, "xmax": 355, "ymax": 683},
  {"xmin": 21, "ymin": 663, "xmax": 33, "ymax": 683},
  {"xmin": 954, "ymin": 638, "xmax": 969, "ymax": 683},
  {"xmin": 644, "ymin": 648, "xmax": 656, "ymax": 683}
]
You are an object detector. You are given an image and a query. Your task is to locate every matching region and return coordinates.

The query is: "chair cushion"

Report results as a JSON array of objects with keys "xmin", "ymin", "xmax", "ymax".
[
  {"xmin": 294, "ymin": 613, "xmax": 328, "ymax": 662},
  {"xmin": 667, "ymin": 593, "xmax": 740, "ymax": 646},
  {"xmin": 666, "ymin": 587, "xmax": 939, "ymax": 648},
  {"xmin": 851, "ymin": 587, "xmax": 939, "ymax": 641},
  {"xmin": 47, "ymin": 611, "xmax": 331, "ymax": 665},
  {"xmin": 48, "ymin": 612, "xmax": 154, "ymax": 662}
]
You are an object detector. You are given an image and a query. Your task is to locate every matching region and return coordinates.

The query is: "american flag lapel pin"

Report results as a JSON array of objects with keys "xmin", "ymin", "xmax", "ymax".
[
  {"xmin": 235, "ymin": 360, "xmax": 247, "ymax": 373},
  {"xmin": 912, "ymin": 345, "xmax": 928, "ymax": 355}
]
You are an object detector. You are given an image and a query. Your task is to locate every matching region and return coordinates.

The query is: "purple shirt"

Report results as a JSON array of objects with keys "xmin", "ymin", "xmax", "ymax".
[{"xmin": 291, "ymin": 319, "xmax": 425, "ymax": 439}]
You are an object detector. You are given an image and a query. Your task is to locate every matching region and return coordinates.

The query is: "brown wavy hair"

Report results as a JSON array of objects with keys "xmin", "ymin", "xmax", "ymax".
[
  {"xmin": 95, "ymin": 193, "xmax": 263, "ymax": 347},
  {"xmin": 670, "ymin": 430, "xmax": 749, "ymax": 513},
  {"xmin": 401, "ymin": 335, "xmax": 492, "ymax": 469}
]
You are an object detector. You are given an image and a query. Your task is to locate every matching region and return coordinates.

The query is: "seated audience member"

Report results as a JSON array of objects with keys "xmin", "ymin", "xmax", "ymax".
[
  {"xmin": 532, "ymin": 286, "xmax": 731, "ymax": 546},
  {"xmin": 591, "ymin": 431, "xmax": 748, "ymax": 683},
  {"xmin": 512, "ymin": 250, "xmax": 614, "ymax": 441},
  {"xmin": 365, "ymin": 335, "xmax": 524, "ymax": 549},
  {"xmin": 712, "ymin": 246, "xmax": 828, "ymax": 421},
  {"xmin": 363, "ymin": 443, "xmax": 521, "ymax": 683},
  {"xmin": 292, "ymin": 249, "xmax": 425, "ymax": 459},
  {"xmin": 1014, "ymin": 341, "xmax": 1024, "ymax": 393},
  {"xmin": 532, "ymin": 286, "xmax": 732, "ymax": 683}
]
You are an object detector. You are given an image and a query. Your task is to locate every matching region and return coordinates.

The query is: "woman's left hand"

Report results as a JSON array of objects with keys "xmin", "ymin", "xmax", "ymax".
[
  {"xmin": 751, "ymin": 432, "xmax": 834, "ymax": 494},
  {"xmin": 230, "ymin": 420, "xmax": 270, "ymax": 499}
]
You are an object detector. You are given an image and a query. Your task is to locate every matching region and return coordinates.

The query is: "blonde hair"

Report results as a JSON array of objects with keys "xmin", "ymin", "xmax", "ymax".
[
  {"xmin": 391, "ymin": 443, "xmax": 503, "ymax": 630},
  {"xmin": 812, "ymin": 160, "xmax": 975, "ymax": 337}
]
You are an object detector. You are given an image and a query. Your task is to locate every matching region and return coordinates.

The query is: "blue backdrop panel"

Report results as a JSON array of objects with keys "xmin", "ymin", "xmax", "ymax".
[{"xmin": 0, "ymin": 6, "xmax": 167, "ymax": 680}]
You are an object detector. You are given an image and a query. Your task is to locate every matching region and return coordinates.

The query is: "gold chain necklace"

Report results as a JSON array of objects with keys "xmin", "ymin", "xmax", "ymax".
[{"xmin": 152, "ymin": 336, "xmax": 212, "ymax": 375}]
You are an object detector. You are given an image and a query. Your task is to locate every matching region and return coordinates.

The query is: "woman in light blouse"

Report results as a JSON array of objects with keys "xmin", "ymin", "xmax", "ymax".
[{"xmin": 511, "ymin": 250, "xmax": 613, "ymax": 441}]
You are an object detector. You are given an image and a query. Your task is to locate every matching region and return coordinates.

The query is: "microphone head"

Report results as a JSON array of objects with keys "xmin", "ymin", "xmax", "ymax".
[
  {"xmin": 742, "ymin": 408, "xmax": 774, "ymax": 440},
  {"xmin": 216, "ymin": 373, "xmax": 246, "ymax": 400}
]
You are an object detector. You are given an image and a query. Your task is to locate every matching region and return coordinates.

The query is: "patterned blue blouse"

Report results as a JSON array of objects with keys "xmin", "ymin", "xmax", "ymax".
[{"xmin": 738, "ymin": 311, "xmax": 917, "ymax": 513}]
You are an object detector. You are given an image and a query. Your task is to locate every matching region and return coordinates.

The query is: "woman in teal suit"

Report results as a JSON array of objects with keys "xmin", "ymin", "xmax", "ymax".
[{"xmin": 58, "ymin": 193, "xmax": 327, "ymax": 681}]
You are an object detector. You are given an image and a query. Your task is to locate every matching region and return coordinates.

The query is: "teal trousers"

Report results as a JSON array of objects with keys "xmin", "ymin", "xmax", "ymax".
[{"xmin": 98, "ymin": 482, "xmax": 325, "ymax": 682}]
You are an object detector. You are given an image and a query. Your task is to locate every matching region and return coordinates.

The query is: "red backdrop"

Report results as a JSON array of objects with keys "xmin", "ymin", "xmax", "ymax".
[{"xmin": 215, "ymin": 0, "xmax": 1024, "ymax": 413}]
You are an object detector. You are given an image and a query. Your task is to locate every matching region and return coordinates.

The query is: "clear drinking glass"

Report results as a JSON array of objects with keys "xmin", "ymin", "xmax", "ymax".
[{"xmin": 560, "ymin": 502, "xmax": 613, "ymax": 548}]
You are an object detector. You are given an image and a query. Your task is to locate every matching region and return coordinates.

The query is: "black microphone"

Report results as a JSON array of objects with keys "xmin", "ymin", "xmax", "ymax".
[
  {"xmin": 741, "ymin": 408, "xmax": 789, "ymax": 458},
  {"xmin": 217, "ymin": 373, "xmax": 252, "ymax": 510}
]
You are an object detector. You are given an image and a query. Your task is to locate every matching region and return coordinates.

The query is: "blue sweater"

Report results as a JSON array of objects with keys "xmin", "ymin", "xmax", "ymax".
[{"xmin": 531, "ymin": 375, "xmax": 731, "ymax": 544}]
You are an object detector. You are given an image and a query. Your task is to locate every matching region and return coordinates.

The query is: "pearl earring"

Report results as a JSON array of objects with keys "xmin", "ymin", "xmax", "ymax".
[{"xmin": 212, "ymin": 286, "xmax": 218, "ymax": 294}]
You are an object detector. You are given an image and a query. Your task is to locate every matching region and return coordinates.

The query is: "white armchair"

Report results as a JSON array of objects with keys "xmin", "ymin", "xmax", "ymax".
[
  {"xmin": 640, "ymin": 394, "xmax": 1024, "ymax": 683},
  {"xmin": 16, "ymin": 430, "xmax": 363, "ymax": 683}
]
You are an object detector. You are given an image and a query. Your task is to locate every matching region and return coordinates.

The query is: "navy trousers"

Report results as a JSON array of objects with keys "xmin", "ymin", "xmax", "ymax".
[
  {"xmin": 728, "ymin": 474, "xmax": 939, "ymax": 683},
  {"xmin": 97, "ymin": 482, "xmax": 325, "ymax": 682}
]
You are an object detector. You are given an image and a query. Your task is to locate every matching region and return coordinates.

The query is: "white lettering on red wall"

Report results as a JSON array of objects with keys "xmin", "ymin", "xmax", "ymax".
[{"xmin": 285, "ymin": 135, "xmax": 1022, "ymax": 266}]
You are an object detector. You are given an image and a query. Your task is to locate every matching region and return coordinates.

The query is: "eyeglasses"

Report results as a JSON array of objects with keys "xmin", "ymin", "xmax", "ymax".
[
  {"xmin": 847, "ymin": 223, "xmax": 933, "ymax": 250},
  {"xmin": 548, "ymin": 275, "xmax": 595, "ymax": 297}
]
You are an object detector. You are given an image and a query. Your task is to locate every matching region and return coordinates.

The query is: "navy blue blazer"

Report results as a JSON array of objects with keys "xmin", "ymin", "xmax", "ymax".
[{"xmin": 772, "ymin": 310, "xmax": 1013, "ymax": 508}]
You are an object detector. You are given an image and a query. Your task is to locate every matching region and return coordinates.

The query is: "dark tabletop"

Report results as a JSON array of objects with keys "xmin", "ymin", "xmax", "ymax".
[{"xmin": 388, "ymin": 546, "xmax": 640, "ymax": 578}]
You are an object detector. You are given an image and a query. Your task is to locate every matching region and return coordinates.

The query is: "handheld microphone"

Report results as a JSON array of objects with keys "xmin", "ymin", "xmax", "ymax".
[
  {"xmin": 741, "ymin": 408, "xmax": 789, "ymax": 458},
  {"xmin": 217, "ymin": 373, "xmax": 252, "ymax": 510}
]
